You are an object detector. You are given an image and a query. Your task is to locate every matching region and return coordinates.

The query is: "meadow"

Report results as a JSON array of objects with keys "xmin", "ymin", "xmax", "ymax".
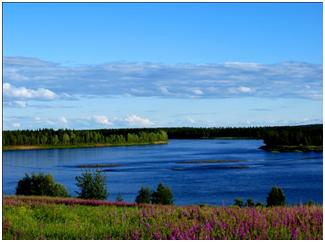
[{"xmin": 3, "ymin": 196, "xmax": 323, "ymax": 240}]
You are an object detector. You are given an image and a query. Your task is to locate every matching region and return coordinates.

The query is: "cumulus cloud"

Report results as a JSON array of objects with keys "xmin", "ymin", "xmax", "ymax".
[
  {"xmin": 92, "ymin": 115, "xmax": 112, "ymax": 126},
  {"xmin": 12, "ymin": 123, "xmax": 21, "ymax": 128},
  {"xmin": 228, "ymin": 86, "xmax": 254, "ymax": 94},
  {"xmin": 125, "ymin": 114, "xmax": 153, "ymax": 127},
  {"xmin": 3, "ymin": 83, "xmax": 57, "ymax": 100},
  {"xmin": 60, "ymin": 116, "xmax": 68, "ymax": 125},
  {"xmin": 4, "ymin": 56, "xmax": 322, "ymax": 100}
]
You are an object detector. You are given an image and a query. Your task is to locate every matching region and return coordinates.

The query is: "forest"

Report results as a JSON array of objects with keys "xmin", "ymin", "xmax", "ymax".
[
  {"xmin": 2, "ymin": 124, "xmax": 322, "ymax": 149},
  {"xmin": 2, "ymin": 129, "xmax": 168, "ymax": 147}
]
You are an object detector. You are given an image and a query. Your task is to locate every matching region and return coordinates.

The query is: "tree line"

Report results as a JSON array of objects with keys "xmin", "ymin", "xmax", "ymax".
[
  {"xmin": 262, "ymin": 125, "xmax": 322, "ymax": 146},
  {"xmin": 2, "ymin": 124, "xmax": 322, "ymax": 147},
  {"xmin": 3, "ymin": 129, "xmax": 168, "ymax": 146}
]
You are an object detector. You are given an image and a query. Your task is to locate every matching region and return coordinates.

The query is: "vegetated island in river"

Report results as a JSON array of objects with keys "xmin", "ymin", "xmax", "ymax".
[{"xmin": 2, "ymin": 124, "xmax": 322, "ymax": 152}]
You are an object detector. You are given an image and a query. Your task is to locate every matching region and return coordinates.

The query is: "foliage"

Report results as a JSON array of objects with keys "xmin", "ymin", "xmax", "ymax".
[
  {"xmin": 151, "ymin": 183, "xmax": 174, "ymax": 205},
  {"xmin": 3, "ymin": 125, "xmax": 322, "ymax": 148},
  {"xmin": 267, "ymin": 186, "xmax": 286, "ymax": 207},
  {"xmin": 75, "ymin": 170, "xmax": 108, "ymax": 200},
  {"xmin": 116, "ymin": 193, "xmax": 124, "ymax": 202},
  {"xmin": 135, "ymin": 187, "xmax": 152, "ymax": 204},
  {"xmin": 246, "ymin": 198, "xmax": 255, "ymax": 207},
  {"xmin": 3, "ymin": 129, "xmax": 168, "ymax": 147},
  {"xmin": 234, "ymin": 198, "xmax": 244, "ymax": 207},
  {"xmin": 262, "ymin": 125, "xmax": 322, "ymax": 147},
  {"xmin": 3, "ymin": 196, "xmax": 323, "ymax": 240},
  {"xmin": 15, "ymin": 173, "xmax": 69, "ymax": 197}
]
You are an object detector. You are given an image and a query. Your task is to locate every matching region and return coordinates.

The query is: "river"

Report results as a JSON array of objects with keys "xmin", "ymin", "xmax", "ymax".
[{"xmin": 3, "ymin": 139, "xmax": 323, "ymax": 205}]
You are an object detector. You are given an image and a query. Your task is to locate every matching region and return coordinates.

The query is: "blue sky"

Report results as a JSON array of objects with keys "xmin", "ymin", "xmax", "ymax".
[{"xmin": 3, "ymin": 3, "xmax": 323, "ymax": 130}]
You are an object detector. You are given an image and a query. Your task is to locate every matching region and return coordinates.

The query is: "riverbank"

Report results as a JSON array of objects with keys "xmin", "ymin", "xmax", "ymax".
[
  {"xmin": 3, "ymin": 196, "xmax": 322, "ymax": 240},
  {"xmin": 2, "ymin": 141, "xmax": 168, "ymax": 151},
  {"xmin": 259, "ymin": 145, "xmax": 323, "ymax": 152}
]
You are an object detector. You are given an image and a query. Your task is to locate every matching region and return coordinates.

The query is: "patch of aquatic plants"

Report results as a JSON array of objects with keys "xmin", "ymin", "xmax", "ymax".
[
  {"xmin": 171, "ymin": 165, "xmax": 249, "ymax": 171},
  {"xmin": 69, "ymin": 163, "xmax": 121, "ymax": 168},
  {"xmin": 3, "ymin": 196, "xmax": 322, "ymax": 240}
]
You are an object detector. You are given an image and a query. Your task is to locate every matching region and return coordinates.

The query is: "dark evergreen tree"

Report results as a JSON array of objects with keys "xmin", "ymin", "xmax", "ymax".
[
  {"xmin": 135, "ymin": 187, "xmax": 152, "ymax": 204},
  {"xmin": 267, "ymin": 186, "xmax": 286, "ymax": 206},
  {"xmin": 151, "ymin": 183, "xmax": 174, "ymax": 205},
  {"xmin": 75, "ymin": 170, "xmax": 108, "ymax": 200}
]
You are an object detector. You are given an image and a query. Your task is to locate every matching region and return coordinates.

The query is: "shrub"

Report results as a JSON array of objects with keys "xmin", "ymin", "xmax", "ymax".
[
  {"xmin": 116, "ymin": 193, "xmax": 124, "ymax": 202},
  {"xmin": 246, "ymin": 198, "xmax": 255, "ymax": 207},
  {"xmin": 135, "ymin": 187, "xmax": 152, "ymax": 204},
  {"xmin": 16, "ymin": 173, "xmax": 69, "ymax": 197},
  {"xmin": 75, "ymin": 170, "xmax": 108, "ymax": 200},
  {"xmin": 267, "ymin": 186, "xmax": 286, "ymax": 206},
  {"xmin": 234, "ymin": 198, "xmax": 243, "ymax": 207},
  {"xmin": 255, "ymin": 202, "xmax": 264, "ymax": 207},
  {"xmin": 151, "ymin": 183, "xmax": 173, "ymax": 205}
]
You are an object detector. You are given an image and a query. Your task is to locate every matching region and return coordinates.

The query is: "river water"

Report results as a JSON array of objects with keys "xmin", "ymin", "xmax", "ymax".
[{"xmin": 3, "ymin": 139, "xmax": 323, "ymax": 205}]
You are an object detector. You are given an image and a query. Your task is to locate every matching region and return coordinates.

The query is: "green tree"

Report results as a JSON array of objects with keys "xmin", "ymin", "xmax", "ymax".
[
  {"xmin": 267, "ymin": 186, "xmax": 286, "ymax": 206},
  {"xmin": 246, "ymin": 198, "xmax": 255, "ymax": 207},
  {"xmin": 62, "ymin": 133, "xmax": 70, "ymax": 145},
  {"xmin": 234, "ymin": 198, "xmax": 244, "ymax": 207},
  {"xmin": 52, "ymin": 135, "xmax": 59, "ymax": 145},
  {"xmin": 151, "ymin": 183, "xmax": 173, "ymax": 205},
  {"xmin": 75, "ymin": 170, "xmax": 108, "ymax": 200},
  {"xmin": 16, "ymin": 173, "xmax": 69, "ymax": 197},
  {"xmin": 116, "ymin": 193, "xmax": 124, "ymax": 202},
  {"xmin": 135, "ymin": 187, "xmax": 152, "ymax": 204}
]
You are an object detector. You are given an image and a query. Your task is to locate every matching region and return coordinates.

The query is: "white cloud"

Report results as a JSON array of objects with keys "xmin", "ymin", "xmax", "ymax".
[
  {"xmin": 237, "ymin": 86, "xmax": 254, "ymax": 93},
  {"xmin": 4, "ymin": 57, "xmax": 322, "ymax": 100},
  {"xmin": 186, "ymin": 116, "xmax": 196, "ymax": 124},
  {"xmin": 192, "ymin": 89, "xmax": 204, "ymax": 95},
  {"xmin": 4, "ymin": 68, "xmax": 28, "ymax": 81},
  {"xmin": 60, "ymin": 116, "xmax": 68, "ymax": 125},
  {"xmin": 93, "ymin": 115, "xmax": 112, "ymax": 126},
  {"xmin": 159, "ymin": 86, "xmax": 171, "ymax": 95},
  {"xmin": 12, "ymin": 123, "xmax": 21, "ymax": 128},
  {"xmin": 125, "ymin": 114, "xmax": 153, "ymax": 127},
  {"xmin": 14, "ymin": 101, "xmax": 27, "ymax": 108},
  {"xmin": 229, "ymin": 86, "xmax": 254, "ymax": 94},
  {"xmin": 3, "ymin": 83, "xmax": 57, "ymax": 100}
]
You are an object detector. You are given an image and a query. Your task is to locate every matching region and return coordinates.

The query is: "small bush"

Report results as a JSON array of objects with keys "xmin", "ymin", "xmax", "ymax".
[
  {"xmin": 16, "ymin": 173, "xmax": 69, "ymax": 197},
  {"xmin": 116, "ymin": 193, "xmax": 124, "ymax": 202},
  {"xmin": 151, "ymin": 183, "xmax": 173, "ymax": 205},
  {"xmin": 234, "ymin": 198, "xmax": 244, "ymax": 207},
  {"xmin": 267, "ymin": 186, "xmax": 286, "ymax": 206},
  {"xmin": 75, "ymin": 170, "xmax": 108, "ymax": 200},
  {"xmin": 246, "ymin": 198, "xmax": 255, "ymax": 207},
  {"xmin": 135, "ymin": 187, "xmax": 152, "ymax": 204}
]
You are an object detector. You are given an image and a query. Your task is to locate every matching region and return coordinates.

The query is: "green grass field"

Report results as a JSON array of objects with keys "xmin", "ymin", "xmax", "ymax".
[{"xmin": 3, "ymin": 196, "xmax": 322, "ymax": 240}]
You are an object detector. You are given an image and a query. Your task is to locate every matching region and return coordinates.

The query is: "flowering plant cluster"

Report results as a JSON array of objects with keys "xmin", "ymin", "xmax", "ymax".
[{"xmin": 3, "ymin": 196, "xmax": 322, "ymax": 240}]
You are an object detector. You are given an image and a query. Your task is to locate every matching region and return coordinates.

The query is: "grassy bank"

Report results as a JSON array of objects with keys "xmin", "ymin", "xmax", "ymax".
[
  {"xmin": 2, "ymin": 141, "xmax": 168, "ymax": 151},
  {"xmin": 259, "ymin": 145, "xmax": 323, "ymax": 152},
  {"xmin": 3, "ymin": 196, "xmax": 322, "ymax": 240}
]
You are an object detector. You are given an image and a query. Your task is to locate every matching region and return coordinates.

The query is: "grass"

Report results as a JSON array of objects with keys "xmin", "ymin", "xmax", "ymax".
[
  {"xmin": 2, "ymin": 141, "xmax": 168, "ymax": 151},
  {"xmin": 3, "ymin": 196, "xmax": 322, "ymax": 240}
]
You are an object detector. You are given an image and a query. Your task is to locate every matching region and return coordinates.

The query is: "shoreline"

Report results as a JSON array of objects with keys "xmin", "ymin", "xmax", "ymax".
[
  {"xmin": 259, "ymin": 145, "xmax": 323, "ymax": 152},
  {"xmin": 2, "ymin": 141, "xmax": 168, "ymax": 151}
]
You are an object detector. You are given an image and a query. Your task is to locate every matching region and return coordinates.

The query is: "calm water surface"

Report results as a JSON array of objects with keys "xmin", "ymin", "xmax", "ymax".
[{"xmin": 3, "ymin": 139, "xmax": 323, "ymax": 205}]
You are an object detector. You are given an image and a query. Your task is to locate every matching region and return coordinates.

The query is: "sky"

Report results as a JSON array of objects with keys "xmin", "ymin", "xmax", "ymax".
[{"xmin": 3, "ymin": 3, "xmax": 323, "ymax": 130}]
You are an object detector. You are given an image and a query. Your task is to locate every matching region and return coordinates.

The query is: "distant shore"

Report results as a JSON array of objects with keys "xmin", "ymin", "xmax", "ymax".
[
  {"xmin": 259, "ymin": 145, "xmax": 323, "ymax": 152},
  {"xmin": 2, "ymin": 141, "xmax": 168, "ymax": 151}
]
